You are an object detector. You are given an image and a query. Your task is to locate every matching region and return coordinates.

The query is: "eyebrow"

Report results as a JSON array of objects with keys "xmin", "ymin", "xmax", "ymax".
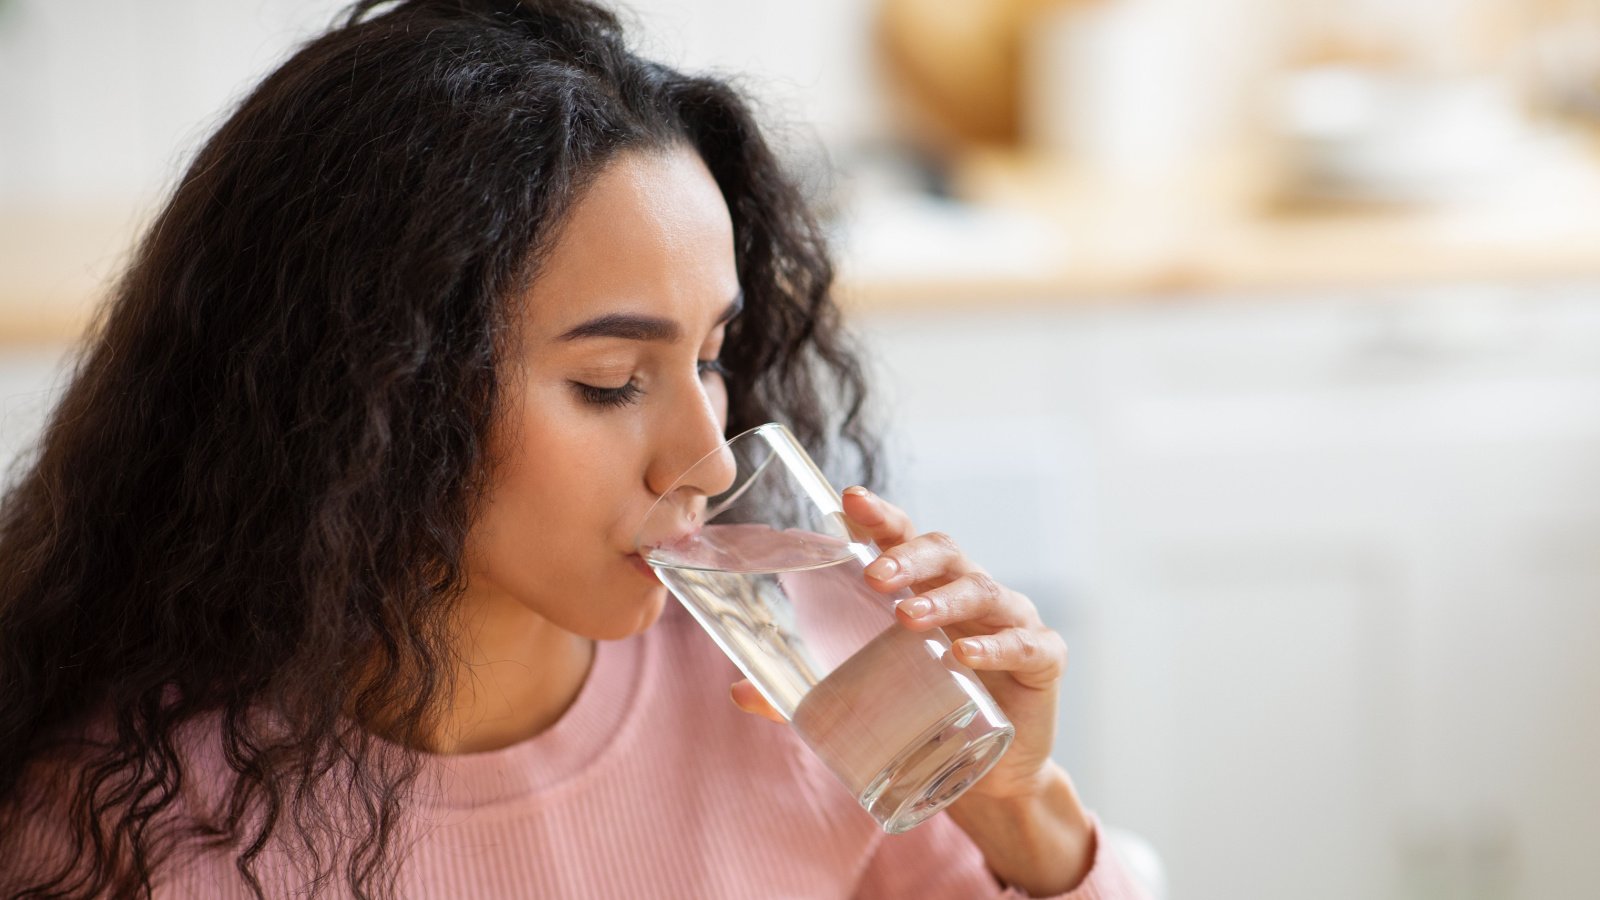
[{"xmin": 556, "ymin": 291, "xmax": 744, "ymax": 343}]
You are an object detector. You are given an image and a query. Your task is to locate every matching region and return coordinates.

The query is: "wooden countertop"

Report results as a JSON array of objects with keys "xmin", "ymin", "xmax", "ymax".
[
  {"xmin": 838, "ymin": 147, "xmax": 1600, "ymax": 311},
  {"xmin": 0, "ymin": 205, "xmax": 144, "ymax": 346},
  {"xmin": 7, "ymin": 148, "xmax": 1600, "ymax": 345}
]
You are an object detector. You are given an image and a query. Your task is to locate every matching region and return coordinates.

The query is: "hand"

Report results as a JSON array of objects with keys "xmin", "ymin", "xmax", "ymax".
[{"xmin": 729, "ymin": 485, "xmax": 1067, "ymax": 803}]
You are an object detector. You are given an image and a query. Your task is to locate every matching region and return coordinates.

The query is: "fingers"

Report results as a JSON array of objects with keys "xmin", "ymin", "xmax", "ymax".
[
  {"xmin": 838, "ymin": 489, "xmax": 1066, "ymax": 698},
  {"xmin": 841, "ymin": 486, "xmax": 916, "ymax": 550},
  {"xmin": 895, "ymin": 571, "xmax": 1042, "ymax": 631},
  {"xmin": 952, "ymin": 627, "xmax": 1069, "ymax": 690},
  {"xmin": 730, "ymin": 679, "xmax": 785, "ymax": 724},
  {"xmin": 862, "ymin": 530, "xmax": 979, "ymax": 594}
]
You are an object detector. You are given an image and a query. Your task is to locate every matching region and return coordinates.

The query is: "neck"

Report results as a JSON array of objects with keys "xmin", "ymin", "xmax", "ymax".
[{"xmin": 428, "ymin": 586, "xmax": 597, "ymax": 755}]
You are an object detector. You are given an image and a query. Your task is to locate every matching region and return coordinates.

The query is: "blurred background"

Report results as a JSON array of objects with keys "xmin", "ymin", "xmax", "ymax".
[{"xmin": 4, "ymin": 1, "xmax": 1600, "ymax": 897}]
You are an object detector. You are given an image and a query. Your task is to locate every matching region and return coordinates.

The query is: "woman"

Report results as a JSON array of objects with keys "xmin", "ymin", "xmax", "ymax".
[{"xmin": 0, "ymin": 1, "xmax": 1147, "ymax": 897}]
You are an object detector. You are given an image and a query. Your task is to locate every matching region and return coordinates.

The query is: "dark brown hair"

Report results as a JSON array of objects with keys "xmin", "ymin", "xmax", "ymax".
[{"xmin": 0, "ymin": 1, "xmax": 878, "ymax": 896}]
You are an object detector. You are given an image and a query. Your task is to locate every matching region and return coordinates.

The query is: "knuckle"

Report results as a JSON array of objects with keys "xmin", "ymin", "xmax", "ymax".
[
  {"xmin": 925, "ymin": 585, "xmax": 959, "ymax": 615},
  {"xmin": 1015, "ymin": 634, "xmax": 1039, "ymax": 661},
  {"xmin": 966, "ymin": 571, "xmax": 1003, "ymax": 600},
  {"xmin": 925, "ymin": 531, "xmax": 959, "ymax": 555}
]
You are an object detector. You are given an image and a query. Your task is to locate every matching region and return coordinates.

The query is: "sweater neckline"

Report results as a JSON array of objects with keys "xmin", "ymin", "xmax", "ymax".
[{"xmin": 413, "ymin": 624, "xmax": 654, "ymax": 809}]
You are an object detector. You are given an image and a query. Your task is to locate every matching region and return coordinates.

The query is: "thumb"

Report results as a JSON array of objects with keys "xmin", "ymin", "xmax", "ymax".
[{"xmin": 730, "ymin": 680, "xmax": 786, "ymax": 724}]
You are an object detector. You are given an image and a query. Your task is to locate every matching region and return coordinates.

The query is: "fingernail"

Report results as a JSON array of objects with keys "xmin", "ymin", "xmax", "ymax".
[
  {"xmin": 903, "ymin": 598, "xmax": 932, "ymax": 618},
  {"xmin": 844, "ymin": 485, "xmax": 871, "ymax": 499},
  {"xmin": 958, "ymin": 638, "xmax": 987, "ymax": 659},
  {"xmin": 864, "ymin": 556, "xmax": 898, "ymax": 580}
]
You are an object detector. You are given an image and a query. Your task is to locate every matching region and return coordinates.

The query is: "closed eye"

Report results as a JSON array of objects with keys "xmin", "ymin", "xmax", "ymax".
[
  {"xmin": 573, "ymin": 380, "xmax": 643, "ymax": 408},
  {"xmin": 574, "ymin": 359, "xmax": 726, "ymax": 410}
]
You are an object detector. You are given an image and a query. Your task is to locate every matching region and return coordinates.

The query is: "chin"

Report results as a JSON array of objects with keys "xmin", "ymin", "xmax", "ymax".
[{"xmin": 592, "ymin": 585, "xmax": 670, "ymax": 640}]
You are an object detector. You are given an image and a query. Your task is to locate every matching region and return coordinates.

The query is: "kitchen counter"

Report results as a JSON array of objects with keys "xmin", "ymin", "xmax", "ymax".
[{"xmin": 838, "ymin": 147, "xmax": 1600, "ymax": 311}]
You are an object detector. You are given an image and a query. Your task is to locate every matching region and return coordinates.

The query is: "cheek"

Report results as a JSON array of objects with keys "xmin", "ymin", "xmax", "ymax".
[
  {"xmin": 469, "ymin": 404, "xmax": 628, "ymax": 593},
  {"xmin": 506, "ymin": 433, "xmax": 616, "ymax": 549}
]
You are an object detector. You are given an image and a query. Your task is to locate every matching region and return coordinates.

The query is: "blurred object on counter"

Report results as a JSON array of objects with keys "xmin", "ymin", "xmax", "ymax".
[
  {"xmin": 1518, "ymin": 0, "xmax": 1600, "ymax": 125},
  {"xmin": 1258, "ymin": 0, "xmax": 1600, "ymax": 211},
  {"xmin": 829, "ymin": 147, "xmax": 1067, "ymax": 287},
  {"xmin": 874, "ymin": 0, "xmax": 1092, "ymax": 154},
  {"xmin": 1021, "ymin": 0, "xmax": 1261, "ymax": 181},
  {"xmin": 1269, "ymin": 66, "xmax": 1596, "ymax": 207},
  {"xmin": 1280, "ymin": 0, "xmax": 1525, "ymax": 76}
]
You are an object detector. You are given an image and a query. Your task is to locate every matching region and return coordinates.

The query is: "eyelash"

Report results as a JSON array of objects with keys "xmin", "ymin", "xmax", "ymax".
[{"xmin": 575, "ymin": 359, "xmax": 729, "ymax": 409}]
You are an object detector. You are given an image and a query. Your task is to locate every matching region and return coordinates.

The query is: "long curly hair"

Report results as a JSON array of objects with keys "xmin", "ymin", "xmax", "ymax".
[{"xmin": 0, "ymin": 1, "xmax": 879, "ymax": 896}]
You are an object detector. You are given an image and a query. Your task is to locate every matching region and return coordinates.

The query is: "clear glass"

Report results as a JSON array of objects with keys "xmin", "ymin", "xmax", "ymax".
[{"xmin": 634, "ymin": 422, "xmax": 1014, "ymax": 833}]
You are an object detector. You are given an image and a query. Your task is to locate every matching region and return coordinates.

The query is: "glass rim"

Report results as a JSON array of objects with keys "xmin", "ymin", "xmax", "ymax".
[{"xmin": 631, "ymin": 421, "xmax": 796, "ymax": 555}]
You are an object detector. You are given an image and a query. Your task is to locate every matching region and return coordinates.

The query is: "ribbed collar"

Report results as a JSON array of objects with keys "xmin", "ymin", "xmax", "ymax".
[{"xmin": 412, "ymin": 625, "xmax": 654, "ymax": 809}]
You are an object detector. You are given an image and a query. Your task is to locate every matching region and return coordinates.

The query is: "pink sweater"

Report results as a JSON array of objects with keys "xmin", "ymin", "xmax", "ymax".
[{"xmin": 21, "ymin": 601, "xmax": 1148, "ymax": 898}]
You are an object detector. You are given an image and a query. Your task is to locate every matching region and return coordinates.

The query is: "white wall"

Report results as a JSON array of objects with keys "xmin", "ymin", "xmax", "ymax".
[{"xmin": 0, "ymin": 0, "xmax": 877, "ymax": 211}]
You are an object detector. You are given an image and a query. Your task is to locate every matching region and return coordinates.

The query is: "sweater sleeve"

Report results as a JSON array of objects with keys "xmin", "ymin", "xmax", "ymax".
[{"xmin": 851, "ymin": 810, "xmax": 1151, "ymax": 900}]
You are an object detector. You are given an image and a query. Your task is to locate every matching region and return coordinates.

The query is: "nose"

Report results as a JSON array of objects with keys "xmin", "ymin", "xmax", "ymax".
[
  {"xmin": 636, "ymin": 378, "xmax": 736, "ymax": 554},
  {"xmin": 644, "ymin": 376, "xmax": 736, "ymax": 503}
]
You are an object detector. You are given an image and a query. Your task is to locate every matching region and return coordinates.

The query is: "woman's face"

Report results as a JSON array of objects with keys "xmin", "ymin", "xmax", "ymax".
[{"xmin": 462, "ymin": 146, "xmax": 741, "ymax": 640}]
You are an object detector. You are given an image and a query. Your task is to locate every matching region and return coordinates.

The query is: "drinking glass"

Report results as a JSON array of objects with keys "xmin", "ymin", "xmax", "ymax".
[{"xmin": 634, "ymin": 422, "xmax": 1014, "ymax": 833}]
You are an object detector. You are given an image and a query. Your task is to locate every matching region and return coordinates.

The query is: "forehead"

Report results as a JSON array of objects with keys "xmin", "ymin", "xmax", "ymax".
[{"xmin": 519, "ymin": 146, "xmax": 739, "ymax": 343}]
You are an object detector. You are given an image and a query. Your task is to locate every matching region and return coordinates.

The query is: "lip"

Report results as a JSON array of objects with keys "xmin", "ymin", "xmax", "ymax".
[{"xmin": 627, "ymin": 553, "xmax": 662, "ymax": 583}]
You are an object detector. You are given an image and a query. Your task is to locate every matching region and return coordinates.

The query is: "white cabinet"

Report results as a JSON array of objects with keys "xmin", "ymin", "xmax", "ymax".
[{"xmin": 855, "ymin": 283, "xmax": 1600, "ymax": 900}]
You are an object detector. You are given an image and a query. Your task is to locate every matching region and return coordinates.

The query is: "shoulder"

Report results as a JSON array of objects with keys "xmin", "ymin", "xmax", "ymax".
[{"xmin": 1, "ymin": 711, "xmax": 240, "ymax": 895}]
